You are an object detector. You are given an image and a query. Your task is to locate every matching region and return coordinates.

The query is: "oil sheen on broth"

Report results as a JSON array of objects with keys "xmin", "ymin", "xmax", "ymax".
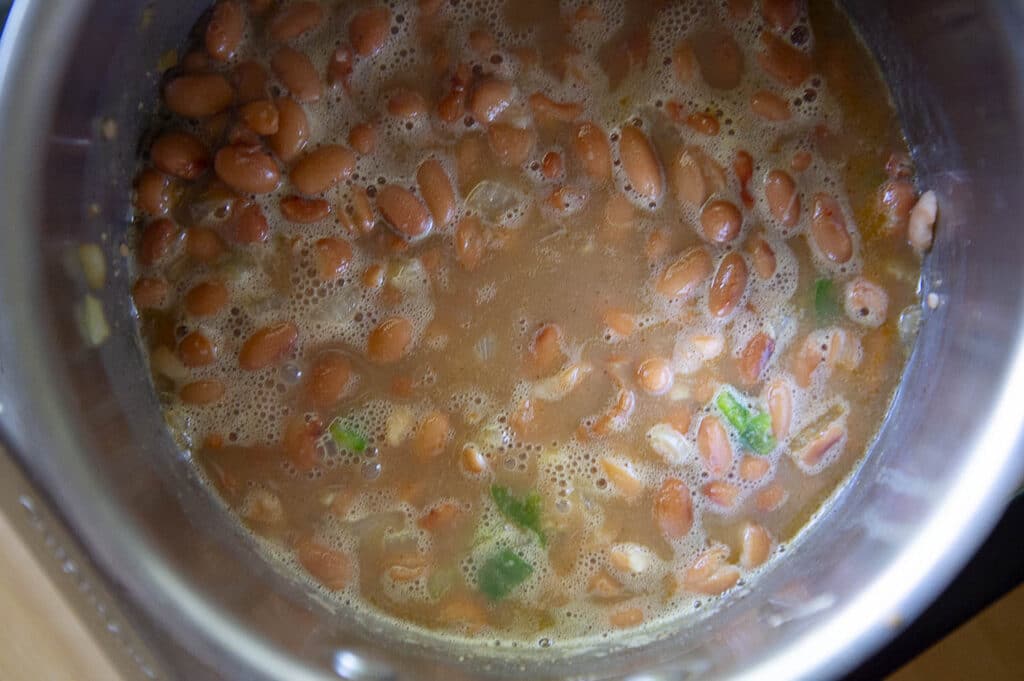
[{"xmin": 129, "ymin": 0, "xmax": 926, "ymax": 645}]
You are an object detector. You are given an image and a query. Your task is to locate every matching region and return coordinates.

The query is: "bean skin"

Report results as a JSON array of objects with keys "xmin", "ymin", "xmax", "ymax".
[
  {"xmin": 214, "ymin": 144, "xmax": 281, "ymax": 194},
  {"xmin": 487, "ymin": 123, "xmax": 536, "ymax": 167},
  {"xmin": 185, "ymin": 280, "xmax": 229, "ymax": 317},
  {"xmin": 349, "ymin": 6, "xmax": 391, "ymax": 57},
  {"xmin": 138, "ymin": 218, "xmax": 179, "ymax": 266},
  {"xmin": 180, "ymin": 379, "xmax": 226, "ymax": 405},
  {"xmin": 708, "ymin": 252, "xmax": 748, "ymax": 318},
  {"xmin": 750, "ymin": 90, "xmax": 791, "ymax": 121},
  {"xmin": 233, "ymin": 61, "xmax": 270, "ymax": 103},
  {"xmin": 738, "ymin": 331, "xmax": 775, "ymax": 384},
  {"xmin": 268, "ymin": 97, "xmax": 309, "ymax": 162},
  {"xmin": 132, "ymin": 276, "xmax": 170, "ymax": 310},
  {"xmin": 205, "ymin": 1, "xmax": 244, "ymax": 62},
  {"xmin": 348, "ymin": 123, "xmax": 376, "ymax": 154},
  {"xmin": 469, "ymin": 78, "xmax": 513, "ymax": 124},
  {"xmin": 239, "ymin": 100, "xmax": 280, "ymax": 136},
  {"xmin": 164, "ymin": 74, "xmax": 234, "ymax": 118},
  {"xmin": 758, "ymin": 32, "xmax": 812, "ymax": 87},
  {"xmin": 290, "ymin": 145, "xmax": 356, "ymax": 195},
  {"xmin": 151, "ymin": 130, "xmax": 209, "ymax": 180},
  {"xmin": 304, "ymin": 350, "xmax": 352, "ymax": 408},
  {"xmin": 417, "ymin": 159, "xmax": 456, "ymax": 228},
  {"xmin": 618, "ymin": 125, "xmax": 664, "ymax": 202},
  {"xmin": 314, "ymin": 237, "xmax": 353, "ymax": 282},
  {"xmin": 701, "ymin": 200, "xmax": 742, "ymax": 243},
  {"xmin": 703, "ymin": 481, "xmax": 740, "ymax": 508},
  {"xmin": 655, "ymin": 246, "xmax": 713, "ymax": 299},
  {"xmin": 179, "ymin": 331, "xmax": 217, "ymax": 367},
  {"xmin": 573, "ymin": 122, "xmax": 612, "ymax": 183},
  {"xmin": 764, "ymin": 169, "xmax": 800, "ymax": 226},
  {"xmin": 810, "ymin": 193, "xmax": 853, "ymax": 263},
  {"xmin": 376, "ymin": 185, "xmax": 433, "ymax": 239},
  {"xmin": 280, "ymin": 195, "xmax": 331, "ymax": 223},
  {"xmin": 367, "ymin": 317, "xmax": 414, "ymax": 363},
  {"xmin": 135, "ymin": 169, "xmax": 173, "ymax": 216},
  {"xmin": 239, "ymin": 322, "xmax": 299, "ymax": 370},
  {"xmin": 271, "ymin": 47, "xmax": 322, "ymax": 103},
  {"xmin": 269, "ymin": 1, "xmax": 325, "ymax": 42}
]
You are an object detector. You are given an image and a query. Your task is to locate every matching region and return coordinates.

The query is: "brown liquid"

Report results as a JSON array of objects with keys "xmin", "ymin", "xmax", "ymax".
[{"xmin": 130, "ymin": 0, "xmax": 922, "ymax": 645}]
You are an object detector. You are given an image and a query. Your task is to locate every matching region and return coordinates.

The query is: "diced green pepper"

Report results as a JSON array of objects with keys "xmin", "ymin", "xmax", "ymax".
[
  {"xmin": 328, "ymin": 419, "xmax": 367, "ymax": 453},
  {"xmin": 715, "ymin": 389, "xmax": 777, "ymax": 455},
  {"xmin": 491, "ymin": 485, "xmax": 547, "ymax": 546},
  {"xmin": 477, "ymin": 548, "xmax": 533, "ymax": 600},
  {"xmin": 814, "ymin": 278, "xmax": 839, "ymax": 323}
]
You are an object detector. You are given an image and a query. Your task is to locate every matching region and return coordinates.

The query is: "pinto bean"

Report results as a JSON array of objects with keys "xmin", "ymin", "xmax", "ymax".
[
  {"xmin": 455, "ymin": 215, "xmax": 485, "ymax": 271},
  {"xmin": 272, "ymin": 47, "xmax": 322, "ymax": 103},
  {"xmin": 541, "ymin": 151, "xmax": 563, "ymax": 180},
  {"xmin": 282, "ymin": 414, "xmax": 322, "ymax": 471},
  {"xmin": 268, "ymin": 98, "xmax": 309, "ymax": 161},
  {"xmin": 351, "ymin": 187, "xmax": 376, "ymax": 234},
  {"xmin": 795, "ymin": 422, "xmax": 846, "ymax": 468},
  {"xmin": 185, "ymin": 280, "xmax": 229, "ymax": 316},
  {"xmin": 304, "ymin": 350, "xmax": 351, "ymax": 408},
  {"xmin": 876, "ymin": 179, "xmax": 915, "ymax": 234},
  {"xmin": 654, "ymin": 478, "xmax": 693, "ymax": 540},
  {"xmin": 214, "ymin": 144, "xmax": 280, "ymax": 194},
  {"xmin": 738, "ymin": 332, "xmax": 775, "ymax": 384},
  {"xmin": 469, "ymin": 78, "xmax": 513, "ymax": 124},
  {"xmin": 810, "ymin": 193, "xmax": 853, "ymax": 263},
  {"xmin": 233, "ymin": 61, "xmax": 270, "ymax": 103},
  {"xmin": 280, "ymin": 195, "xmax": 331, "ymax": 223},
  {"xmin": 132, "ymin": 276, "xmax": 170, "ymax": 310},
  {"xmin": 656, "ymin": 246, "xmax": 713, "ymax": 298},
  {"xmin": 239, "ymin": 322, "xmax": 298, "ymax": 370},
  {"xmin": 791, "ymin": 150, "xmax": 812, "ymax": 172},
  {"xmin": 618, "ymin": 124, "xmax": 663, "ymax": 202},
  {"xmin": 750, "ymin": 90, "xmax": 791, "ymax": 121},
  {"xmin": 387, "ymin": 89, "xmax": 429, "ymax": 119},
  {"xmin": 708, "ymin": 252, "xmax": 748, "ymax": 318},
  {"xmin": 745, "ymin": 232, "xmax": 777, "ymax": 278},
  {"xmin": 766, "ymin": 378, "xmax": 793, "ymax": 440},
  {"xmin": 187, "ymin": 226, "xmax": 226, "ymax": 263},
  {"xmin": 572, "ymin": 121, "xmax": 612, "ymax": 183},
  {"xmin": 232, "ymin": 202, "xmax": 270, "ymax": 243},
  {"xmin": 151, "ymin": 130, "xmax": 209, "ymax": 180},
  {"xmin": 138, "ymin": 218, "xmax": 179, "ymax": 266},
  {"xmin": 327, "ymin": 44, "xmax": 354, "ymax": 91},
  {"xmin": 765, "ymin": 169, "xmax": 800, "ymax": 227},
  {"xmin": 179, "ymin": 331, "xmax": 217, "ymax": 367},
  {"xmin": 349, "ymin": 6, "xmax": 391, "ymax": 57},
  {"xmin": 290, "ymin": 145, "xmax": 356, "ymax": 195},
  {"xmin": 528, "ymin": 323, "xmax": 564, "ymax": 375},
  {"xmin": 348, "ymin": 123, "xmax": 376, "ymax": 154},
  {"xmin": 135, "ymin": 169, "xmax": 173, "ymax": 216},
  {"xmin": 756, "ymin": 482, "xmax": 788, "ymax": 512},
  {"xmin": 697, "ymin": 415, "xmax": 732, "ymax": 477},
  {"xmin": 764, "ymin": 0, "xmax": 800, "ymax": 30},
  {"xmin": 164, "ymin": 73, "xmax": 234, "ymax": 118},
  {"xmin": 296, "ymin": 538, "xmax": 349, "ymax": 589},
  {"xmin": 205, "ymin": 1, "xmax": 244, "ymax": 62},
  {"xmin": 239, "ymin": 100, "xmax": 280, "ymax": 135},
  {"xmin": 528, "ymin": 93, "xmax": 582, "ymax": 122},
  {"xmin": 377, "ymin": 185, "xmax": 433, "ymax": 239},
  {"xmin": 740, "ymin": 523, "xmax": 772, "ymax": 568},
  {"xmin": 367, "ymin": 317, "xmax": 414, "ymax": 363},
  {"xmin": 701, "ymin": 200, "xmax": 742, "ymax": 243},
  {"xmin": 844, "ymin": 277, "xmax": 889, "ymax": 328},
  {"xmin": 758, "ymin": 32, "xmax": 812, "ymax": 87},
  {"xmin": 669, "ymin": 147, "xmax": 708, "ymax": 207},
  {"xmin": 180, "ymin": 379, "xmax": 226, "ymax": 405},
  {"xmin": 693, "ymin": 29, "xmax": 744, "ymax": 90},
  {"xmin": 636, "ymin": 357, "xmax": 674, "ymax": 395},
  {"xmin": 269, "ymin": 1, "xmax": 325, "ymax": 42},
  {"xmin": 416, "ymin": 160, "xmax": 456, "ymax": 228},
  {"xmin": 314, "ymin": 237, "xmax": 353, "ymax": 282},
  {"xmin": 412, "ymin": 411, "xmax": 450, "ymax": 460},
  {"xmin": 703, "ymin": 481, "xmax": 740, "ymax": 508},
  {"xmin": 686, "ymin": 112, "xmax": 720, "ymax": 136},
  {"xmin": 682, "ymin": 546, "xmax": 740, "ymax": 595},
  {"xmin": 908, "ymin": 189, "xmax": 937, "ymax": 253},
  {"xmin": 673, "ymin": 40, "xmax": 698, "ymax": 83},
  {"xmin": 739, "ymin": 455, "xmax": 771, "ymax": 482},
  {"xmin": 487, "ymin": 123, "xmax": 536, "ymax": 167}
]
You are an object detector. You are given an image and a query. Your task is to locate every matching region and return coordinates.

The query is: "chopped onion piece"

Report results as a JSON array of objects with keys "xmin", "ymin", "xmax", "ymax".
[
  {"xmin": 466, "ymin": 180, "xmax": 527, "ymax": 227},
  {"xmin": 647, "ymin": 423, "xmax": 695, "ymax": 465}
]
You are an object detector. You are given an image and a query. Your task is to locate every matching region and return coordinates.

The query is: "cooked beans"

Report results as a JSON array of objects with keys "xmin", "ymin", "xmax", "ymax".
[
  {"xmin": 528, "ymin": 93, "xmax": 583, "ymax": 122},
  {"xmin": 214, "ymin": 144, "xmax": 280, "ymax": 194},
  {"xmin": 686, "ymin": 112, "xmax": 720, "ymax": 136},
  {"xmin": 135, "ymin": 169, "xmax": 174, "ymax": 216},
  {"xmin": 138, "ymin": 218, "xmax": 179, "ymax": 266},
  {"xmin": 636, "ymin": 357, "xmax": 673, "ymax": 395},
  {"xmin": 327, "ymin": 45, "xmax": 355, "ymax": 92},
  {"xmin": 164, "ymin": 74, "xmax": 234, "ymax": 118},
  {"xmin": 618, "ymin": 125, "xmax": 663, "ymax": 203},
  {"xmin": 239, "ymin": 323, "xmax": 298, "ymax": 370},
  {"xmin": 206, "ymin": 1, "xmax": 244, "ymax": 62},
  {"xmin": 745, "ymin": 232, "xmax": 777, "ymax": 278},
  {"xmin": 673, "ymin": 40, "xmax": 698, "ymax": 83},
  {"xmin": 349, "ymin": 6, "xmax": 391, "ymax": 57},
  {"xmin": 296, "ymin": 538, "xmax": 349, "ymax": 590},
  {"xmin": 281, "ymin": 195, "xmax": 331, "ymax": 223},
  {"xmin": 455, "ymin": 215, "xmax": 485, "ymax": 271},
  {"xmin": 413, "ymin": 411, "xmax": 451, "ymax": 459},
  {"xmin": 232, "ymin": 202, "xmax": 270, "ymax": 243},
  {"xmin": 314, "ymin": 237, "xmax": 353, "ymax": 282},
  {"xmin": 682, "ymin": 547, "xmax": 740, "ymax": 595},
  {"xmin": 387, "ymin": 89, "xmax": 429, "ymax": 119},
  {"xmin": 179, "ymin": 331, "xmax": 217, "ymax": 367},
  {"xmin": 377, "ymin": 185, "xmax": 433, "ymax": 239},
  {"xmin": 469, "ymin": 78, "xmax": 513, "ymax": 125},
  {"xmin": 693, "ymin": 29, "xmax": 744, "ymax": 90},
  {"xmin": 708, "ymin": 252, "xmax": 748, "ymax": 318},
  {"xmin": 669, "ymin": 147, "xmax": 708, "ymax": 206},
  {"xmin": 367, "ymin": 317, "xmax": 414, "ymax": 363},
  {"xmin": 697, "ymin": 415, "xmax": 732, "ymax": 477},
  {"xmin": 239, "ymin": 100, "xmax": 280, "ymax": 136},
  {"xmin": 739, "ymin": 455, "xmax": 771, "ymax": 482},
  {"xmin": 304, "ymin": 350, "xmax": 352, "ymax": 408},
  {"xmin": 282, "ymin": 414, "xmax": 322, "ymax": 470},
  {"xmin": 349, "ymin": 123, "xmax": 377, "ymax": 155},
  {"xmin": 700, "ymin": 200, "xmax": 742, "ymax": 243},
  {"xmin": 750, "ymin": 90, "xmax": 791, "ymax": 121},
  {"xmin": 653, "ymin": 478, "xmax": 693, "ymax": 540},
  {"xmin": 541, "ymin": 151, "xmax": 563, "ymax": 180},
  {"xmin": 656, "ymin": 246, "xmax": 713, "ymax": 298},
  {"xmin": 908, "ymin": 189, "xmax": 937, "ymax": 253},
  {"xmin": 572, "ymin": 122, "xmax": 612, "ymax": 183},
  {"xmin": 272, "ymin": 47, "xmax": 322, "ymax": 103},
  {"xmin": 417, "ymin": 160, "xmax": 456, "ymax": 228},
  {"xmin": 132, "ymin": 276, "xmax": 170, "ymax": 310},
  {"xmin": 739, "ymin": 523, "xmax": 772, "ymax": 569},
  {"xmin": 351, "ymin": 187, "xmax": 376, "ymax": 234},
  {"xmin": 233, "ymin": 61, "xmax": 270, "ymax": 103},
  {"xmin": 766, "ymin": 378, "xmax": 793, "ymax": 440},
  {"xmin": 290, "ymin": 145, "xmax": 356, "ymax": 195},
  {"xmin": 758, "ymin": 32, "xmax": 812, "ymax": 87},
  {"xmin": 810, "ymin": 193, "xmax": 853, "ymax": 263},
  {"xmin": 488, "ymin": 124, "xmax": 536, "ymax": 167},
  {"xmin": 703, "ymin": 481, "xmax": 740, "ymax": 508},
  {"xmin": 180, "ymin": 379, "xmax": 227, "ymax": 405},
  {"xmin": 185, "ymin": 280, "xmax": 229, "ymax": 316},
  {"xmin": 794, "ymin": 422, "xmax": 845, "ymax": 468},
  {"xmin": 150, "ymin": 130, "xmax": 209, "ymax": 180},
  {"xmin": 844, "ymin": 277, "xmax": 889, "ymax": 328},
  {"xmin": 269, "ymin": 1, "xmax": 324, "ymax": 42},
  {"xmin": 738, "ymin": 332, "xmax": 775, "ymax": 384},
  {"xmin": 764, "ymin": 169, "xmax": 800, "ymax": 227}
]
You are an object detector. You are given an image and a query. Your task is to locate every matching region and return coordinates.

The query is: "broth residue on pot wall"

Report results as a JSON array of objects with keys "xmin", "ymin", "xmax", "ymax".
[{"xmin": 126, "ymin": 0, "xmax": 927, "ymax": 645}]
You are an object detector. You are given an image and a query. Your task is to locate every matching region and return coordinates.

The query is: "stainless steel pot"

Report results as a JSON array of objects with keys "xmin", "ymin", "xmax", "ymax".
[{"xmin": 2, "ymin": 1, "xmax": 1023, "ymax": 679}]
